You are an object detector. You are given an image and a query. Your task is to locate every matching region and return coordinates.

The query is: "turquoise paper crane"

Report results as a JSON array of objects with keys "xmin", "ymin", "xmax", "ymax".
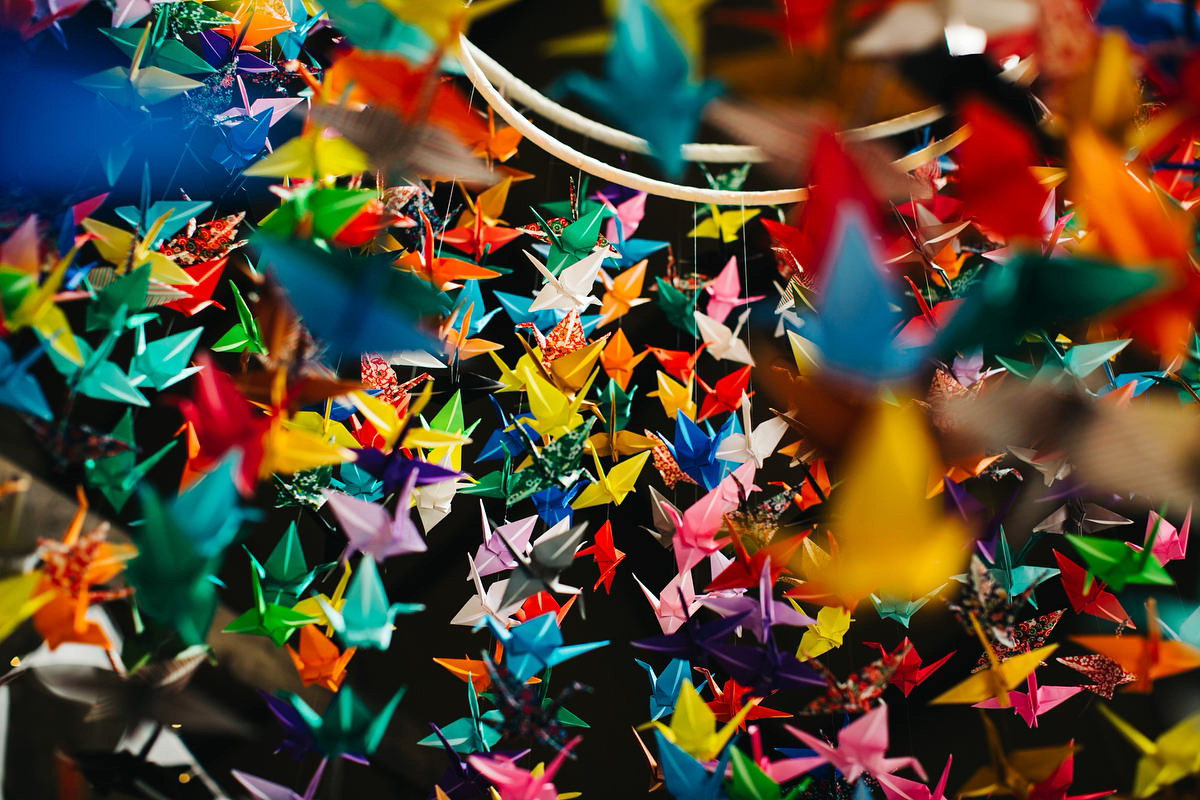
[{"xmin": 477, "ymin": 611, "xmax": 608, "ymax": 683}]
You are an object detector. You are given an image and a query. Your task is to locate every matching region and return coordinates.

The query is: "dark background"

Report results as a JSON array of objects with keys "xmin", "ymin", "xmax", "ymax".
[{"xmin": 0, "ymin": 0, "xmax": 1191, "ymax": 797}]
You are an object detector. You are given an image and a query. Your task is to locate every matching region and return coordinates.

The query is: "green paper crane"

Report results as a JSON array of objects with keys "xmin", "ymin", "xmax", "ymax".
[
  {"xmin": 507, "ymin": 419, "xmax": 594, "ymax": 505},
  {"xmin": 84, "ymin": 409, "xmax": 177, "ymax": 512},
  {"xmin": 76, "ymin": 24, "xmax": 203, "ymax": 107},
  {"xmin": 289, "ymin": 686, "xmax": 405, "ymax": 758},
  {"xmin": 529, "ymin": 205, "xmax": 611, "ymax": 275},
  {"xmin": 318, "ymin": 558, "xmax": 423, "ymax": 650},
  {"xmin": 1067, "ymin": 521, "xmax": 1176, "ymax": 592},
  {"xmin": 224, "ymin": 563, "xmax": 318, "ymax": 647},
  {"xmin": 418, "ymin": 680, "xmax": 502, "ymax": 754},
  {"xmin": 212, "ymin": 281, "xmax": 267, "ymax": 355},
  {"xmin": 246, "ymin": 521, "xmax": 326, "ymax": 607},
  {"xmin": 46, "ymin": 311, "xmax": 149, "ymax": 407},
  {"xmin": 727, "ymin": 746, "xmax": 809, "ymax": 800},
  {"xmin": 654, "ymin": 277, "xmax": 699, "ymax": 336},
  {"xmin": 935, "ymin": 255, "xmax": 1160, "ymax": 356},
  {"xmin": 127, "ymin": 486, "xmax": 224, "ymax": 647},
  {"xmin": 86, "ymin": 265, "xmax": 151, "ymax": 332},
  {"xmin": 461, "ymin": 456, "xmax": 518, "ymax": 500},
  {"xmin": 130, "ymin": 324, "xmax": 203, "ymax": 390},
  {"xmin": 982, "ymin": 528, "xmax": 1060, "ymax": 609}
]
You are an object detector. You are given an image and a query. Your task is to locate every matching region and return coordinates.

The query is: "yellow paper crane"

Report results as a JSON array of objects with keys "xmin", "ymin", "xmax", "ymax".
[
  {"xmin": 1099, "ymin": 704, "xmax": 1200, "ymax": 797},
  {"xmin": 294, "ymin": 562, "xmax": 353, "ymax": 636},
  {"xmin": 932, "ymin": 613, "xmax": 1056, "ymax": 708},
  {"xmin": 518, "ymin": 364, "xmax": 595, "ymax": 438},
  {"xmin": 1, "ymin": 246, "xmax": 83, "ymax": 365},
  {"xmin": 648, "ymin": 370, "xmax": 696, "ymax": 421},
  {"xmin": 796, "ymin": 605, "xmax": 852, "ymax": 661},
  {"xmin": 82, "ymin": 211, "xmax": 198, "ymax": 287},
  {"xmin": 572, "ymin": 449, "xmax": 651, "ymax": 509},
  {"xmin": 641, "ymin": 679, "xmax": 758, "ymax": 761},
  {"xmin": 958, "ymin": 712, "xmax": 1075, "ymax": 799},
  {"xmin": 805, "ymin": 402, "xmax": 969, "ymax": 604}
]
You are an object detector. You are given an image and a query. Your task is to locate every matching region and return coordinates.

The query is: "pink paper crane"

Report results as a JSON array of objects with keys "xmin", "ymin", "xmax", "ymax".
[
  {"xmin": 973, "ymin": 671, "xmax": 1082, "ymax": 728},
  {"xmin": 768, "ymin": 703, "xmax": 928, "ymax": 800},
  {"xmin": 704, "ymin": 256, "xmax": 765, "ymax": 324},
  {"xmin": 668, "ymin": 461, "xmax": 759, "ymax": 572},
  {"xmin": 468, "ymin": 736, "xmax": 581, "ymax": 800},
  {"xmin": 1148, "ymin": 507, "xmax": 1191, "ymax": 565}
]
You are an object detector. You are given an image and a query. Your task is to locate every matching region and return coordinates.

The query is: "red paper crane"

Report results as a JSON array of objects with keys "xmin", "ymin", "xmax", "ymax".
[
  {"xmin": 697, "ymin": 366, "xmax": 753, "ymax": 423},
  {"xmin": 576, "ymin": 521, "xmax": 625, "ymax": 593}
]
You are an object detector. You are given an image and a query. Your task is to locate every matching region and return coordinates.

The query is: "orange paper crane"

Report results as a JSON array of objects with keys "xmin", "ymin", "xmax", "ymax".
[
  {"xmin": 394, "ymin": 213, "xmax": 501, "ymax": 292},
  {"xmin": 439, "ymin": 302, "xmax": 503, "ymax": 362},
  {"xmin": 600, "ymin": 328, "xmax": 649, "ymax": 390},
  {"xmin": 33, "ymin": 488, "xmax": 136, "ymax": 651},
  {"xmin": 434, "ymin": 644, "xmax": 513, "ymax": 693},
  {"xmin": 598, "ymin": 260, "xmax": 651, "ymax": 325},
  {"xmin": 1072, "ymin": 598, "xmax": 1200, "ymax": 692},
  {"xmin": 469, "ymin": 107, "xmax": 524, "ymax": 163},
  {"xmin": 287, "ymin": 624, "xmax": 356, "ymax": 692},
  {"xmin": 212, "ymin": 1, "xmax": 294, "ymax": 49},
  {"xmin": 324, "ymin": 50, "xmax": 488, "ymax": 144}
]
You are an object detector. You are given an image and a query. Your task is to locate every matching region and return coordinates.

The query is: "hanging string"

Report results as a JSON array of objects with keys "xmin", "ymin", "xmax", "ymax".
[{"xmin": 457, "ymin": 34, "xmax": 983, "ymax": 206}]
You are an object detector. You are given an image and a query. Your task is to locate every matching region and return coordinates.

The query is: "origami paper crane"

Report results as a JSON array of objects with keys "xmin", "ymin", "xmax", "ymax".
[
  {"xmin": 572, "ymin": 448, "xmax": 650, "ymax": 509},
  {"xmin": 729, "ymin": 744, "xmax": 809, "ymax": 800},
  {"xmin": 323, "ymin": 474, "xmax": 426, "ymax": 563},
  {"xmin": 575, "ymin": 520, "xmax": 625, "ymax": 592},
  {"xmin": 769, "ymin": 703, "xmax": 928, "ymax": 800},
  {"xmin": 636, "ymin": 570, "xmax": 701, "ymax": 635},
  {"xmin": 1052, "ymin": 550, "xmax": 1132, "ymax": 627},
  {"xmin": 507, "ymin": 421, "xmax": 595, "ymax": 505},
  {"xmin": 655, "ymin": 730, "xmax": 733, "ymax": 800},
  {"xmin": 420, "ymin": 680, "xmax": 504, "ymax": 755},
  {"xmin": 1099, "ymin": 704, "xmax": 1200, "ymax": 797},
  {"xmin": 704, "ymin": 256, "xmax": 764, "ymax": 324},
  {"xmin": 478, "ymin": 611, "xmax": 607, "ymax": 683},
  {"xmin": 643, "ymin": 679, "xmax": 757, "ymax": 761},
  {"xmin": 957, "ymin": 713, "xmax": 1077, "ymax": 799},
  {"xmin": 556, "ymin": 0, "xmax": 721, "ymax": 177},
  {"xmin": 473, "ymin": 509, "xmax": 538, "ymax": 578},
  {"xmin": 863, "ymin": 638, "xmax": 954, "ymax": 697},
  {"xmin": 1057, "ymin": 654, "xmax": 1136, "ymax": 699},
  {"xmin": 796, "ymin": 605, "xmax": 853, "ymax": 661},
  {"xmin": 1147, "ymin": 508, "xmax": 1191, "ymax": 565},
  {"xmin": 224, "ymin": 563, "xmax": 318, "ymax": 647},
  {"xmin": 1071, "ymin": 598, "xmax": 1200, "ymax": 692},
  {"xmin": 468, "ymin": 735, "xmax": 580, "ymax": 800},
  {"xmin": 288, "ymin": 686, "xmax": 404, "ymax": 758},
  {"xmin": 666, "ymin": 460, "xmax": 758, "ymax": 572},
  {"xmin": 974, "ymin": 671, "xmax": 1083, "ymax": 728},
  {"xmin": 527, "ymin": 248, "xmax": 607, "ymax": 314},
  {"xmin": 635, "ymin": 657, "xmax": 690, "ymax": 721},
  {"xmin": 649, "ymin": 370, "xmax": 697, "ymax": 421},
  {"xmin": 694, "ymin": 310, "xmax": 755, "ymax": 366},
  {"xmin": 497, "ymin": 520, "xmax": 589, "ymax": 608},
  {"xmin": 287, "ymin": 625, "xmax": 356, "ymax": 692},
  {"xmin": 319, "ymin": 558, "xmax": 424, "ymax": 650},
  {"xmin": 932, "ymin": 613, "xmax": 1057, "ymax": 707},
  {"xmin": 84, "ymin": 408, "xmax": 176, "ymax": 512}
]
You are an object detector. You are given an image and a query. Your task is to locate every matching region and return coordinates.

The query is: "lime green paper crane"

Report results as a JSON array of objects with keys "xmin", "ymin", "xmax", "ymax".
[
  {"xmin": 224, "ymin": 563, "xmax": 317, "ymax": 647},
  {"xmin": 1066, "ymin": 516, "xmax": 1175, "ymax": 592}
]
